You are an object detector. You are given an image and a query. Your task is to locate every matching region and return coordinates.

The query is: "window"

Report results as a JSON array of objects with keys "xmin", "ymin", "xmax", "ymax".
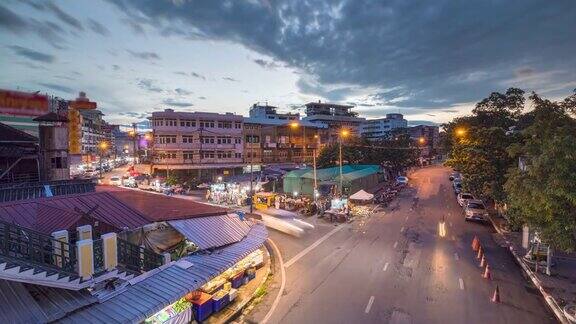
[
  {"xmin": 183, "ymin": 151, "xmax": 194, "ymax": 159},
  {"xmin": 235, "ymin": 153, "xmax": 242, "ymax": 158},
  {"xmin": 235, "ymin": 122, "xmax": 242, "ymax": 129},
  {"xmin": 201, "ymin": 137, "xmax": 215, "ymax": 144},
  {"xmin": 182, "ymin": 135, "xmax": 194, "ymax": 143},
  {"xmin": 202, "ymin": 151, "xmax": 215, "ymax": 159},
  {"xmin": 235, "ymin": 137, "xmax": 242, "ymax": 144},
  {"xmin": 50, "ymin": 157, "xmax": 67, "ymax": 169},
  {"xmin": 246, "ymin": 135, "xmax": 260, "ymax": 143},
  {"xmin": 200, "ymin": 120, "xmax": 215, "ymax": 128},
  {"xmin": 157, "ymin": 135, "xmax": 177, "ymax": 144}
]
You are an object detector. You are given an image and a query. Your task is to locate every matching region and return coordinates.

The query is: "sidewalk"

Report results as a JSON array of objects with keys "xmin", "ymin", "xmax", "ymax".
[{"xmin": 488, "ymin": 213, "xmax": 576, "ymax": 323}]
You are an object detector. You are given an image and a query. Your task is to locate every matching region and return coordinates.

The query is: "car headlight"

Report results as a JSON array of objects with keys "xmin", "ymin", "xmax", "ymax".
[{"xmin": 484, "ymin": 213, "xmax": 489, "ymax": 217}]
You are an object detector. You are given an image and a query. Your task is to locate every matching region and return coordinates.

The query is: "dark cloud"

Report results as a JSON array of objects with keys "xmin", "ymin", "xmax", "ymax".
[
  {"xmin": 191, "ymin": 72, "xmax": 206, "ymax": 80},
  {"xmin": 222, "ymin": 77, "xmax": 239, "ymax": 82},
  {"xmin": 137, "ymin": 78, "xmax": 163, "ymax": 92},
  {"xmin": 253, "ymin": 58, "xmax": 281, "ymax": 70},
  {"xmin": 119, "ymin": 111, "xmax": 148, "ymax": 119},
  {"xmin": 20, "ymin": 0, "xmax": 46, "ymax": 11},
  {"xmin": 174, "ymin": 71, "xmax": 187, "ymax": 76},
  {"xmin": 174, "ymin": 88, "xmax": 192, "ymax": 95},
  {"xmin": 87, "ymin": 18, "xmax": 110, "ymax": 36},
  {"xmin": 123, "ymin": 18, "xmax": 145, "ymax": 35},
  {"xmin": 127, "ymin": 50, "xmax": 160, "ymax": 60},
  {"xmin": 112, "ymin": 64, "xmax": 121, "ymax": 71},
  {"xmin": 37, "ymin": 82, "xmax": 74, "ymax": 94},
  {"xmin": 8, "ymin": 45, "xmax": 55, "ymax": 63},
  {"xmin": 408, "ymin": 120, "xmax": 440, "ymax": 127},
  {"xmin": 45, "ymin": 1, "xmax": 83, "ymax": 31},
  {"xmin": 163, "ymin": 99, "xmax": 194, "ymax": 107},
  {"xmin": 109, "ymin": 0, "xmax": 576, "ymax": 112},
  {"xmin": 0, "ymin": 4, "xmax": 67, "ymax": 49},
  {"xmin": 198, "ymin": 96, "xmax": 206, "ymax": 100}
]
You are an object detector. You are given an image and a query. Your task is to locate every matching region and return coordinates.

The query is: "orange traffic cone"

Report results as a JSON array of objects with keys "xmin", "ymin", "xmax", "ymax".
[
  {"xmin": 476, "ymin": 246, "xmax": 483, "ymax": 259},
  {"xmin": 483, "ymin": 264, "xmax": 492, "ymax": 279},
  {"xmin": 491, "ymin": 285, "xmax": 500, "ymax": 303},
  {"xmin": 472, "ymin": 236, "xmax": 480, "ymax": 251},
  {"xmin": 479, "ymin": 255, "xmax": 487, "ymax": 268}
]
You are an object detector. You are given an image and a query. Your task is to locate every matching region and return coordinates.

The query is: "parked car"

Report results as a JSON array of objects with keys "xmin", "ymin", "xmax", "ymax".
[
  {"xmin": 396, "ymin": 176, "xmax": 409, "ymax": 185},
  {"xmin": 464, "ymin": 199, "xmax": 489, "ymax": 222},
  {"xmin": 109, "ymin": 176, "xmax": 121, "ymax": 186},
  {"xmin": 457, "ymin": 192, "xmax": 475, "ymax": 207},
  {"xmin": 453, "ymin": 179, "xmax": 463, "ymax": 194}
]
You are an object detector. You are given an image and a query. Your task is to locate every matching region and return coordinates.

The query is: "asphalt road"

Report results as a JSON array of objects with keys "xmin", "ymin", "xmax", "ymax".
[{"xmin": 249, "ymin": 165, "xmax": 555, "ymax": 324}]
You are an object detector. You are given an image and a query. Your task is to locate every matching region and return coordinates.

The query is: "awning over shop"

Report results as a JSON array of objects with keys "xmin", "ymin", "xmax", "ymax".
[
  {"xmin": 58, "ymin": 223, "xmax": 268, "ymax": 324},
  {"xmin": 349, "ymin": 190, "xmax": 374, "ymax": 201},
  {"xmin": 168, "ymin": 214, "xmax": 253, "ymax": 250}
]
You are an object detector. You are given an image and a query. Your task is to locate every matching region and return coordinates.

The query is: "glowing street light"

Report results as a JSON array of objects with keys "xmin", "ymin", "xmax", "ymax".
[
  {"xmin": 98, "ymin": 141, "xmax": 108, "ymax": 150},
  {"xmin": 418, "ymin": 137, "xmax": 426, "ymax": 145},
  {"xmin": 338, "ymin": 129, "xmax": 350, "ymax": 196},
  {"xmin": 455, "ymin": 127, "xmax": 467, "ymax": 137}
]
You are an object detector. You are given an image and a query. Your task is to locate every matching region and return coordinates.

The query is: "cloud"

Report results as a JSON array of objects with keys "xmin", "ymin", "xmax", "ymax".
[
  {"xmin": 123, "ymin": 18, "xmax": 145, "ymax": 35},
  {"xmin": 198, "ymin": 96, "xmax": 207, "ymax": 100},
  {"xmin": 173, "ymin": 71, "xmax": 206, "ymax": 80},
  {"xmin": 253, "ymin": 58, "xmax": 281, "ymax": 70},
  {"xmin": 174, "ymin": 88, "xmax": 192, "ymax": 95},
  {"xmin": 137, "ymin": 78, "xmax": 163, "ymax": 92},
  {"xmin": 87, "ymin": 18, "xmax": 110, "ymax": 36},
  {"xmin": 45, "ymin": 1, "xmax": 83, "ymax": 31},
  {"xmin": 174, "ymin": 71, "xmax": 187, "ymax": 76},
  {"xmin": 37, "ymin": 82, "xmax": 74, "ymax": 94},
  {"xmin": 222, "ymin": 77, "xmax": 239, "ymax": 82},
  {"xmin": 127, "ymin": 50, "xmax": 160, "ymax": 60},
  {"xmin": 118, "ymin": 111, "xmax": 148, "ymax": 119},
  {"xmin": 0, "ymin": 4, "xmax": 67, "ymax": 49},
  {"xmin": 163, "ymin": 99, "xmax": 194, "ymax": 107},
  {"xmin": 8, "ymin": 45, "xmax": 55, "ymax": 63},
  {"xmin": 109, "ymin": 0, "xmax": 576, "ymax": 114},
  {"xmin": 112, "ymin": 64, "xmax": 121, "ymax": 71}
]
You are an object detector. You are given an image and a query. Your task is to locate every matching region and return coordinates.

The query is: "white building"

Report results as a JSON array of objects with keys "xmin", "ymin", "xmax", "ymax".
[
  {"xmin": 359, "ymin": 113, "xmax": 408, "ymax": 140},
  {"xmin": 302, "ymin": 101, "xmax": 366, "ymax": 142},
  {"xmin": 248, "ymin": 103, "xmax": 299, "ymax": 121}
]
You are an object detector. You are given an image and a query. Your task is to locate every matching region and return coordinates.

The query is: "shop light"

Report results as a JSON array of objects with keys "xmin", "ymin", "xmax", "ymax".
[{"xmin": 293, "ymin": 191, "xmax": 299, "ymax": 197}]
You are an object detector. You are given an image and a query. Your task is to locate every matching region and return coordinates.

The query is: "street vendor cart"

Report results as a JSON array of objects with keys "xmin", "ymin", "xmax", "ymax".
[{"xmin": 253, "ymin": 192, "xmax": 276, "ymax": 210}]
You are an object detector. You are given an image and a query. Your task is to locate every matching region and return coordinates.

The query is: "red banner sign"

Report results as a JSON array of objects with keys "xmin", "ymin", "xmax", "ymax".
[{"xmin": 0, "ymin": 89, "xmax": 49, "ymax": 116}]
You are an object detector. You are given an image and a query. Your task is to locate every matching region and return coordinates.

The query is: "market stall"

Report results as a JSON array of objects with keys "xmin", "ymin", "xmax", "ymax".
[
  {"xmin": 253, "ymin": 192, "xmax": 276, "ymax": 210},
  {"xmin": 349, "ymin": 190, "xmax": 374, "ymax": 204}
]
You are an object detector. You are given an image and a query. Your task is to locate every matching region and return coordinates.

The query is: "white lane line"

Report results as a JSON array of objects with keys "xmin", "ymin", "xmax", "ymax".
[
  {"xmin": 262, "ymin": 239, "xmax": 285, "ymax": 324},
  {"xmin": 365, "ymin": 296, "xmax": 375, "ymax": 314},
  {"xmin": 449, "ymin": 222, "xmax": 453, "ymax": 227},
  {"xmin": 393, "ymin": 241, "xmax": 398, "ymax": 249},
  {"xmin": 284, "ymin": 225, "xmax": 345, "ymax": 269},
  {"xmin": 400, "ymin": 226, "xmax": 405, "ymax": 233},
  {"xmin": 452, "ymin": 235, "xmax": 456, "ymax": 241},
  {"xmin": 383, "ymin": 262, "xmax": 389, "ymax": 271},
  {"xmin": 454, "ymin": 253, "xmax": 459, "ymax": 261},
  {"xmin": 405, "ymin": 216, "xmax": 409, "ymax": 221},
  {"xmin": 459, "ymin": 278, "xmax": 465, "ymax": 290}
]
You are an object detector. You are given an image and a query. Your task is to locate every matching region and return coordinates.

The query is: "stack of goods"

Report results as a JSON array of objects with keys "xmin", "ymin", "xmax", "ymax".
[
  {"xmin": 231, "ymin": 271, "xmax": 245, "ymax": 289},
  {"xmin": 228, "ymin": 288, "xmax": 238, "ymax": 302},
  {"xmin": 245, "ymin": 267, "xmax": 256, "ymax": 281},
  {"xmin": 201, "ymin": 277, "xmax": 227, "ymax": 295},
  {"xmin": 187, "ymin": 292, "xmax": 213, "ymax": 322},
  {"xmin": 212, "ymin": 290, "xmax": 230, "ymax": 312}
]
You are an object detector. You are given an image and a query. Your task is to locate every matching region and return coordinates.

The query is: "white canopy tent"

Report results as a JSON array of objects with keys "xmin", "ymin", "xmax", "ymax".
[{"xmin": 349, "ymin": 189, "xmax": 374, "ymax": 201}]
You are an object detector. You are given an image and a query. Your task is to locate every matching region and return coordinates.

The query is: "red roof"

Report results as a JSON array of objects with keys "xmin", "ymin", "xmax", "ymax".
[
  {"xmin": 97, "ymin": 187, "xmax": 228, "ymax": 221},
  {"xmin": 0, "ymin": 192, "xmax": 150, "ymax": 234}
]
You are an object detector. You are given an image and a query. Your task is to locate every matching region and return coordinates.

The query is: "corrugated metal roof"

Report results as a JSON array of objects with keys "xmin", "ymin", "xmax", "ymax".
[
  {"xmin": 103, "ymin": 188, "xmax": 228, "ymax": 221},
  {"xmin": 0, "ymin": 192, "xmax": 151, "ymax": 234},
  {"xmin": 169, "ymin": 214, "xmax": 253, "ymax": 250},
  {"xmin": 58, "ymin": 223, "xmax": 268, "ymax": 324},
  {"xmin": 0, "ymin": 280, "xmax": 96, "ymax": 324}
]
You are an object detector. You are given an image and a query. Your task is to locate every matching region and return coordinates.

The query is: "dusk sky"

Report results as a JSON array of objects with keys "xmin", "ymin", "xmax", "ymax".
[{"xmin": 1, "ymin": 0, "xmax": 575, "ymax": 126}]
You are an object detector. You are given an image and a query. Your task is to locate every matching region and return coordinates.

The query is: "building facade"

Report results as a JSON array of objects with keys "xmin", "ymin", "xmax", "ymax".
[
  {"xmin": 409, "ymin": 125, "xmax": 440, "ymax": 157},
  {"xmin": 149, "ymin": 109, "xmax": 245, "ymax": 177},
  {"xmin": 359, "ymin": 113, "xmax": 408, "ymax": 140},
  {"xmin": 249, "ymin": 103, "xmax": 299, "ymax": 121},
  {"xmin": 302, "ymin": 101, "xmax": 366, "ymax": 142}
]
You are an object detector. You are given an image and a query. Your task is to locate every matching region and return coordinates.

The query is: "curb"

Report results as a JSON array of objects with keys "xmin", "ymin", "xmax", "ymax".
[
  {"xmin": 486, "ymin": 213, "xmax": 571, "ymax": 324},
  {"xmin": 222, "ymin": 245, "xmax": 273, "ymax": 323}
]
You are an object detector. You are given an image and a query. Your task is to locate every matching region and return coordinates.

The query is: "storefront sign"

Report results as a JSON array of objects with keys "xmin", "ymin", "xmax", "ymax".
[{"xmin": 0, "ymin": 89, "xmax": 49, "ymax": 116}]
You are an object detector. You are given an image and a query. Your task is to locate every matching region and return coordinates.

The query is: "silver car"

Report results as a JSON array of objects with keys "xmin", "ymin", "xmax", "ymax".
[
  {"xmin": 464, "ymin": 199, "xmax": 489, "ymax": 222},
  {"xmin": 457, "ymin": 193, "xmax": 475, "ymax": 207}
]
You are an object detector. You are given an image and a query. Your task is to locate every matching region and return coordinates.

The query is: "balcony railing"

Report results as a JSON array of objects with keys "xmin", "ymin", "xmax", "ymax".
[
  {"xmin": 117, "ymin": 238, "xmax": 163, "ymax": 273},
  {"xmin": 0, "ymin": 220, "xmax": 77, "ymax": 275},
  {"xmin": 93, "ymin": 238, "xmax": 105, "ymax": 274}
]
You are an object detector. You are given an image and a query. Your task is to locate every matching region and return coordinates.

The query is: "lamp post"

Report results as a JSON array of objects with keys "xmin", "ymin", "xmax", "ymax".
[
  {"xmin": 338, "ymin": 129, "xmax": 349, "ymax": 196},
  {"xmin": 98, "ymin": 141, "xmax": 108, "ymax": 179},
  {"xmin": 313, "ymin": 134, "xmax": 319, "ymax": 201}
]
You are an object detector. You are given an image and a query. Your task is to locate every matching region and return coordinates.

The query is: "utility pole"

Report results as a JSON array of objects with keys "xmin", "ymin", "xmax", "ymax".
[
  {"xmin": 339, "ymin": 136, "xmax": 343, "ymax": 196},
  {"xmin": 249, "ymin": 145, "xmax": 253, "ymax": 214},
  {"xmin": 198, "ymin": 127, "xmax": 203, "ymax": 181},
  {"xmin": 131, "ymin": 123, "xmax": 137, "ymax": 163}
]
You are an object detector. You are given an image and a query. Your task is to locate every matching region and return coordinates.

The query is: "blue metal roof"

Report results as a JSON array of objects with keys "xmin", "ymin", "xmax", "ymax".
[
  {"xmin": 168, "ymin": 214, "xmax": 253, "ymax": 250},
  {"xmin": 58, "ymin": 223, "xmax": 268, "ymax": 324}
]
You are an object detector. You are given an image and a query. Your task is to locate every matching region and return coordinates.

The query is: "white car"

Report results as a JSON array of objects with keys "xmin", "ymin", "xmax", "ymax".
[
  {"xmin": 457, "ymin": 193, "xmax": 475, "ymax": 207},
  {"xmin": 453, "ymin": 179, "xmax": 463, "ymax": 194},
  {"xmin": 109, "ymin": 176, "xmax": 121, "ymax": 186},
  {"xmin": 464, "ymin": 199, "xmax": 489, "ymax": 222},
  {"xmin": 396, "ymin": 176, "xmax": 409, "ymax": 184},
  {"xmin": 449, "ymin": 172, "xmax": 460, "ymax": 181}
]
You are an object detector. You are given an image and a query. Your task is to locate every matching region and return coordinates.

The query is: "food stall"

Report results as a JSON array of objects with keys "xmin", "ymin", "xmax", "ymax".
[{"xmin": 253, "ymin": 192, "xmax": 276, "ymax": 210}]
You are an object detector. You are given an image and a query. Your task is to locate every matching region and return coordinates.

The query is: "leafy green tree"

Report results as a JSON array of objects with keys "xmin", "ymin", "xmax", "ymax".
[
  {"xmin": 505, "ymin": 92, "xmax": 576, "ymax": 251},
  {"xmin": 316, "ymin": 136, "xmax": 367, "ymax": 168}
]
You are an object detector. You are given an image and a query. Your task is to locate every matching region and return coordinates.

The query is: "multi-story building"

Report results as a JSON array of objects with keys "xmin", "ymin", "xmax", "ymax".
[
  {"xmin": 302, "ymin": 101, "xmax": 366, "ymax": 142},
  {"xmin": 243, "ymin": 117, "xmax": 327, "ymax": 167},
  {"xmin": 149, "ymin": 109, "xmax": 244, "ymax": 178},
  {"xmin": 249, "ymin": 103, "xmax": 299, "ymax": 121},
  {"xmin": 409, "ymin": 125, "xmax": 440, "ymax": 157},
  {"xmin": 359, "ymin": 113, "xmax": 408, "ymax": 140}
]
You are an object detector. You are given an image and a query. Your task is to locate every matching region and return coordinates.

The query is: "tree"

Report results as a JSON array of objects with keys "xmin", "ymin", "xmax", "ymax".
[
  {"xmin": 316, "ymin": 136, "xmax": 367, "ymax": 169},
  {"xmin": 505, "ymin": 92, "xmax": 576, "ymax": 251}
]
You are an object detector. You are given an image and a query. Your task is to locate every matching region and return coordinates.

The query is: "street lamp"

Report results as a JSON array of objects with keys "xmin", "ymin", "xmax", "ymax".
[
  {"xmin": 338, "ymin": 129, "xmax": 349, "ymax": 196},
  {"xmin": 418, "ymin": 137, "xmax": 426, "ymax": 145},
  {"xmin": 98, "ymin": 141, "xmax": 108, "ymax": 179},
  {"xmin": 455, "ymin": 127, "xmax": 467, "ymax": 137}
]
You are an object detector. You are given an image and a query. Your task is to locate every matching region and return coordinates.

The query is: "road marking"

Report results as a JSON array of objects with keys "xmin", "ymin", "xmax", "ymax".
[
  {"xmin": 449, "ymin": 222, "xmax": 453, "ymax": 227},
  {"xmin": 393, "ymin": 241, "xmax": 398, "ymax": 249},
  {"xmin": 452, "ymin": 235, "xmax": 456, "ymax": 241},
  {"xmin": 459, "ymin": 278, "xmax": 464, "ymax": 290},
  {"xmin": 365, "ymin": 296, "xmax": 375, "ymax": 313},
  {"xmin": 262, "ymin": 239, "xmax": 285, "ymax": 324},
  {"xmin": 383, "ymin": 262, "xmax": 389, "ymax": 271},
  {"xmin": 400, "ymin": 226, "xmax": 405, "ymax": 233},
  {"xmin": 405, "ymin": 216, "xmax": 409, "ymax": 221},
  {"xmin": 454, "ymin": 253, "xmax": 459, "ymax": 261},
  {"xmin": 284, "ymin": 225, "xmax": 345, "ymax": 269}
]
